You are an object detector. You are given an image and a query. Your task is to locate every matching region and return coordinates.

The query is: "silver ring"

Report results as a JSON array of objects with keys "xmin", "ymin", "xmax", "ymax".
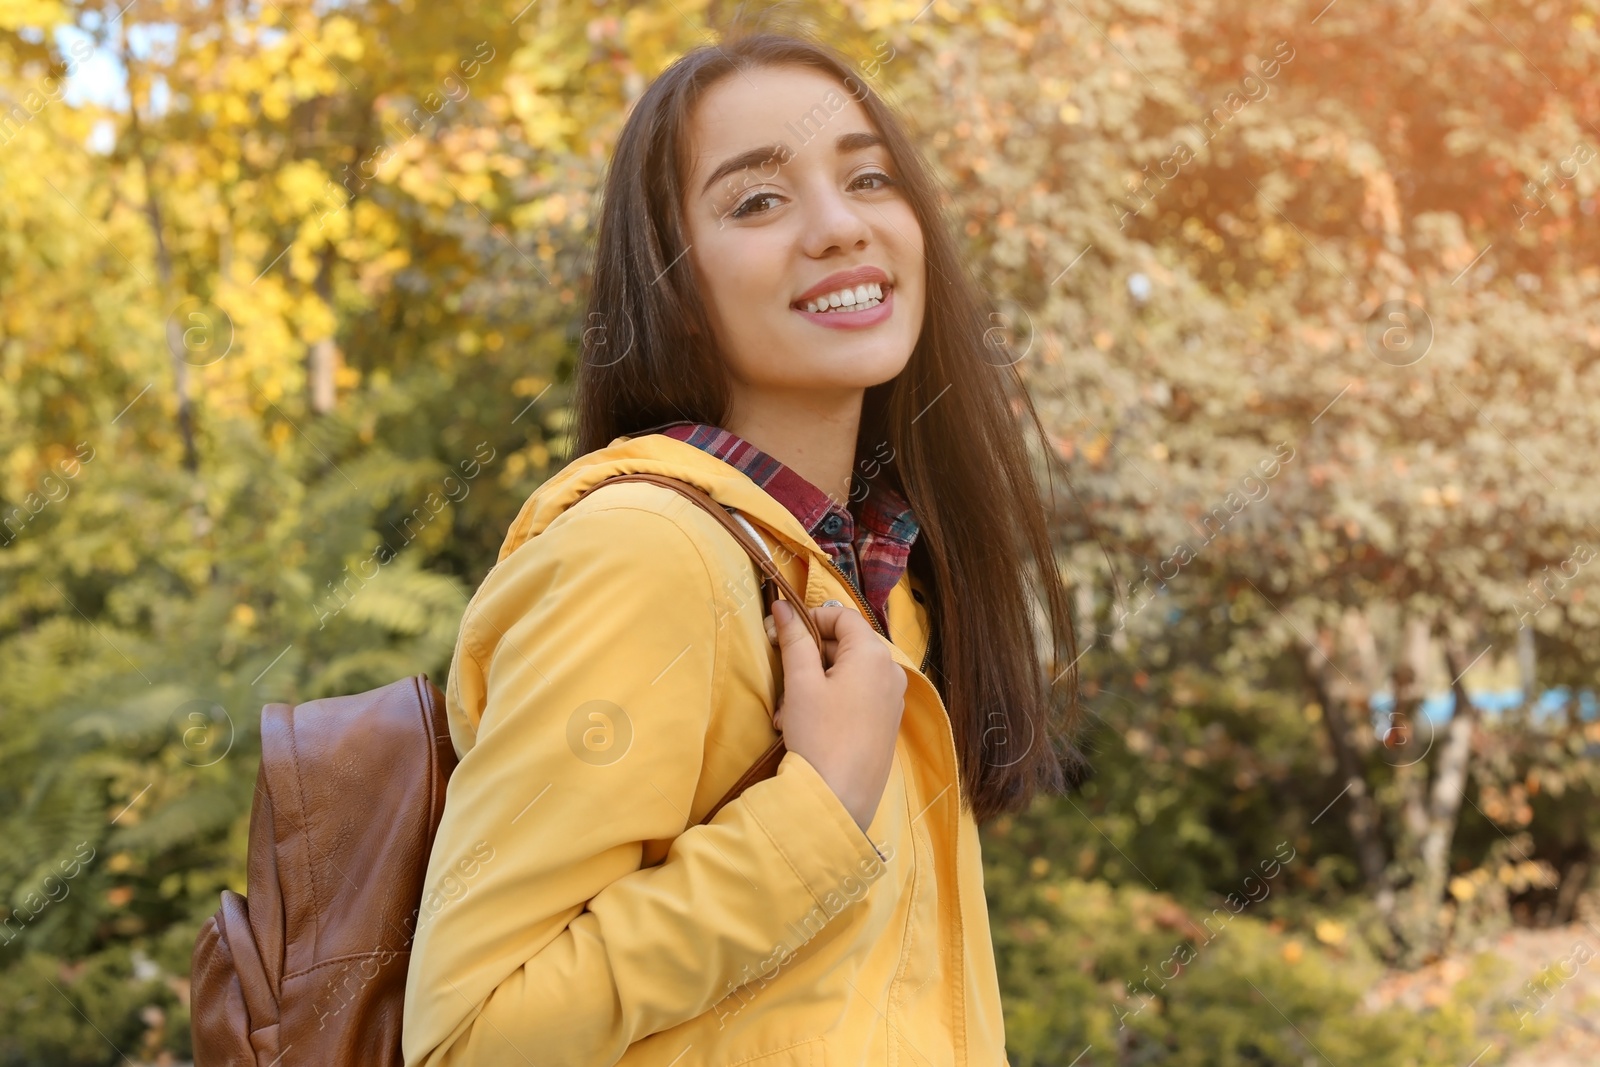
[{"xmin": 821, "ymin": 599, "xmax": 844, "ymax": 608}]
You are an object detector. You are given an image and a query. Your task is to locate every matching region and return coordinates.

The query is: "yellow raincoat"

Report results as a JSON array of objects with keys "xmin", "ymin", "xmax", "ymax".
[{"xmin": 402, "ymin": 431, "xmax": 1006, "ymax": 1066}]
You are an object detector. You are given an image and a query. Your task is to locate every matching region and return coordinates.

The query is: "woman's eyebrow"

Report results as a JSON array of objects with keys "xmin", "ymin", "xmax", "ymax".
[
  {"xmin": 701, "ymin": 144, "xmax": 790, "ymax": 197},
  {"xmin": 699, "ymin": 131, "xmax": 886, "ymax": 197}
]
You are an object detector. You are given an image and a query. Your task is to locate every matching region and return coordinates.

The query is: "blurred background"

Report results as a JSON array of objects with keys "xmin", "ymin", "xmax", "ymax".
[{"xmin": 3, "ymin": 0, "xmax": 1599, "ymax": 1063}]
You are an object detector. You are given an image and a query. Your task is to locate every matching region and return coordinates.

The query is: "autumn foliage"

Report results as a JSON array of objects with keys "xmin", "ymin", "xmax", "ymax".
[{"xmin": 2, "ymin": 0, "xmax": 1597, "ymax": 1063}]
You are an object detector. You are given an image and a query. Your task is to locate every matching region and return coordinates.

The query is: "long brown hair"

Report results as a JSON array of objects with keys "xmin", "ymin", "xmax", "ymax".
[{"xmin": 573, "ymin": 26, "xmax": 1083, "ymax": 823}]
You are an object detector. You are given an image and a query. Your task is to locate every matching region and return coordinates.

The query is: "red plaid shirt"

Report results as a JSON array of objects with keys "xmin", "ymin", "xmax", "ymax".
[{"xmin": 657, "ymin": 422, "xmax": 919, "ymax": 639}]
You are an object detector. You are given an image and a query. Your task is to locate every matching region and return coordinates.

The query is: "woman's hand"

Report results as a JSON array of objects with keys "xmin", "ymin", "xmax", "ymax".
[{"xmin": 767, "ymin": 598, "xmax": 907, "ymax": 832}]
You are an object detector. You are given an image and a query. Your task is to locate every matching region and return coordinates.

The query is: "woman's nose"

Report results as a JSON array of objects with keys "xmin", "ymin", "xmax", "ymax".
[{"xmin": 802, "ymin": 187, "xmax": 872, "ymax": 254}]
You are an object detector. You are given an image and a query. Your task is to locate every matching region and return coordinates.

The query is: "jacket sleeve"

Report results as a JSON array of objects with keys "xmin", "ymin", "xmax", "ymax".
[{"xmin": 401, "ymin": 494, "xmax": 889, "ymax": 1067}]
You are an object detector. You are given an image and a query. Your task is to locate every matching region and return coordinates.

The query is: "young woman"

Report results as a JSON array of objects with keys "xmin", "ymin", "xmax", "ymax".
[{"xmin": 402, "ymin": 28, "xmax": 1080, "ymax": 1067}]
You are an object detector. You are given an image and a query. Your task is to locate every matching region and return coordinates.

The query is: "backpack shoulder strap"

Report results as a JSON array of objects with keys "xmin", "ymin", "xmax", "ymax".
[
  {"xmin": 578, "ymin": 472, "xmax": 822, "ymax": 650},
  {"xmin": 579, "ymin": 471, "xmax": 813, "ymax": 826}
]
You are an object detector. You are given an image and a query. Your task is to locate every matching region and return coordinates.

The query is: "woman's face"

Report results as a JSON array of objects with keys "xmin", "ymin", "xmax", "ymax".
[{"xmin": 681, "ymin": 64, "xmax": 926, "ymax": 409}]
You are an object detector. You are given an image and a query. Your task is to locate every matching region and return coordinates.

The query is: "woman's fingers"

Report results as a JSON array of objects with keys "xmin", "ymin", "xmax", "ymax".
[
  {"xmin": 766, "ymin": 603, "xmax": 853, "ymax": 672},
  {"xmin": 770, "ymin": 599, "xmax": 850, "ymax": 685}
]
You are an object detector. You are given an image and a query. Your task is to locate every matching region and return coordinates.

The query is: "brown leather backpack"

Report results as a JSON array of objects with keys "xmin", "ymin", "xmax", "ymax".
[{"xmin": 190, "ymin": 473, "xmax": 817, "ymax": 1065}]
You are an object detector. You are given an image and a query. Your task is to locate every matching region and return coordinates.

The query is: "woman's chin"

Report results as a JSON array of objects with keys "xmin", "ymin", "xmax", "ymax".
[
  {"xmin": 771, "ymin": 355, "xmax": 914, "ymax": 393},
  {"xmin": 762, "ymin": 332, "xmax": 916, "ymax": 386}
]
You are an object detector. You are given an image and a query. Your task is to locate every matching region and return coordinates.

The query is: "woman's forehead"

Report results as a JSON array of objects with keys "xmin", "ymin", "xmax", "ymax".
[{"xmin": 686, "ymin": 65, "xmax": 877, "ymax": 184}]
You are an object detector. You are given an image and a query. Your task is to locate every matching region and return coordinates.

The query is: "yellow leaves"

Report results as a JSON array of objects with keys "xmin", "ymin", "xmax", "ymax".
[
  {"xmin": 1182, "ymin": 215, "xmax": 1225, "ymax": 253},
  {"xmin": 1448, "ymin": 875, "xmax": 1476, "ymax": 902},
  {"xmin": 1418, "ymin": 484, "xmax": 1462, "ymax": 509},
  {"xmin": 1040, "ymin": 77, "xmax": 1074, "ymax": 102},
  {"xmin": 286, "ymin": 53, "xmax": 324, "ymax": 99},
  {"xmin": 453, "ymin": 170, "xmax": 495, "ymax": 205},
  {"xmin": 453, "ymin": 148, "xmax": 488, "ymax": 175},
  {"xmin": 1258, "ymin": 223, "xmax": 1293, "ymax": 263},
  {"xmin": 502, "ymin": 440, "xmax": 553, "ymax": 483},
  {"xmin": 395, "ymin": 158, "xmax": 458, "ymax": 210},
  {"xmin": 356, "ymin": 247, "xmax": 410, "ymax": 295},
  {"xmin": 507, "ymin": 73, "xmax": 578, "ymax": 152},
  {"xmin": 319, "ymin": 15, "xmax": 365, "ymax": 62},
  {"xmin": 0, "ymin": 0, "xmax": 64, "ymax": 30},
  {"xmin": 1281, "ymin": 939, "xmax": 1303, "ymax": 963},
  {"xmin": 1478, "ymin": 783, "xmax": 1534, "ymax": 826},
  {"xmin": 260, "ymin": 85, "xmax": 292, "ymax": 122},
  {"xmin": 346, "ymin": 199, "xmax": 396, "ymax": 245},
  {"xmin": 257, "ymin": 41, "xmax": 289, "ymax": 78},
  {"xmin": 858, "ymin": 0, "xmax": 940, "ymax": 30},
  {"xmin": 1313, "ymin": 920, "xmax": 1346, "ymax": 947},
  {"xmin": 492, "ymin": 152, "xmax": 526, "ymax": 179},
  {"xmin": 275, "ymin": 160, "xmax": 335, "ymax": 217},
  {"xmin": 214, "ymin": 91, "xmax": 255, "ymax": 127},
  {"xmin": 287, "ymin": 241, "xmax": 321, "ymax": 284},
  {"xmin": 221, "ymin": 19, "xmax": 357, "ymax": 121},
  {"xmin": 289, "ymin": 291, "xmax": 336, "ymax": 342}
]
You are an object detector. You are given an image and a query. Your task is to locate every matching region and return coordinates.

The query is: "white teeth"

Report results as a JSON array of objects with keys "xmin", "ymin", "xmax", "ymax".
[{"xmin": 802, "ymin": 282, "xmax": 886, "ymax": 313}]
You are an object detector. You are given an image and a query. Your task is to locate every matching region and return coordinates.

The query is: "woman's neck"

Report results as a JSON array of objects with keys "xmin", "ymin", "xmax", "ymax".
[{"xmin": 724, "ymin": 390, "xmax": 863, "ymax": 506}]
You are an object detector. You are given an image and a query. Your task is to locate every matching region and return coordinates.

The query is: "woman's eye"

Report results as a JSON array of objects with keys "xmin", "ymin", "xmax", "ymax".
[
  {"xmin": 729, "ymin": 172, "xmax": 895, "ymax": 218},
  {"xmin": 731, "ymin": 192, "xmax": 781, "ymax": 219},
  {"xmin": 852, "ymin": 170, "xmax": 896, "ymax": 191}
]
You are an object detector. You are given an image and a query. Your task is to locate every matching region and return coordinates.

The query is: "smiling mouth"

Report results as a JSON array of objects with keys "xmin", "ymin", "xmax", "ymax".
[{"xmin": 792, "ymin": 282, "xmax": 892, "ymax": 314}]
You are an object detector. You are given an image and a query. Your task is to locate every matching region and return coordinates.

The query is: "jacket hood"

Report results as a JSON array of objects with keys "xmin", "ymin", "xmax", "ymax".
[{"xmin": 496, "ymin": 432, "xmax": 833, "ymax": 566}]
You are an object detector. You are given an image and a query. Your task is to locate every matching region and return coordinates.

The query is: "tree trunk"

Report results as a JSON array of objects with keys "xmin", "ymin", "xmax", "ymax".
[
  {"xmin": 1556, "ymin": 861, "xmax": 1590, "ymax": 924},
  {"xmin": 124, "ymin": 38, "xmax": 198, "ymax": 472},
  {"xmin": 1415, "ymin": 634, "xmax": 1485, "ymax": 942},
  {"xmin": 1303, "ymin": 636, "xmax": 1395, "ymax": 926},
  {"xmin": 1394, "ymin": 613, "xmax": 1432, "ymax": 844},
  {"xmin": 1341, "ymin": 607, "xmax": 1384, "ymax": 754},
  {"xmin": 308, "ymin": 211, "xmax": 341, "ymax": 414}
]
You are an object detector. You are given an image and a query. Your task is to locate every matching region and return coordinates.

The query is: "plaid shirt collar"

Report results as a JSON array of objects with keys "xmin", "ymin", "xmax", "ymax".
[{"xmin": 655, "ymin": 421, "xmax": 919, "ymax": 637}]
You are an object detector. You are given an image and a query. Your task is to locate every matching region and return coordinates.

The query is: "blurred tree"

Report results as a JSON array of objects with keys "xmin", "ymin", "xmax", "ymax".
[{"xmin": 2, "ymin": 0, "xmax": 1597, "ymax": 1061}]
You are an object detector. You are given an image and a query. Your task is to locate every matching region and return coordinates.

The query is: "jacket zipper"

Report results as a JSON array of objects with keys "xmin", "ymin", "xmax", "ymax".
[
  {"xmin": 819, "ymin": 554, "xmax": 933, "ymax": 677},
  {"xmin": 824, "ymin": 552, "xmax": 966, "ymax": 1052}
]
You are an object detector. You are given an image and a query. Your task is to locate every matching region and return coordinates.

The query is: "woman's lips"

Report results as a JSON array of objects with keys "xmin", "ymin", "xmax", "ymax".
[{"xmin": 791, "ymin": 285, "xmax": 894, "ymax": 330}]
